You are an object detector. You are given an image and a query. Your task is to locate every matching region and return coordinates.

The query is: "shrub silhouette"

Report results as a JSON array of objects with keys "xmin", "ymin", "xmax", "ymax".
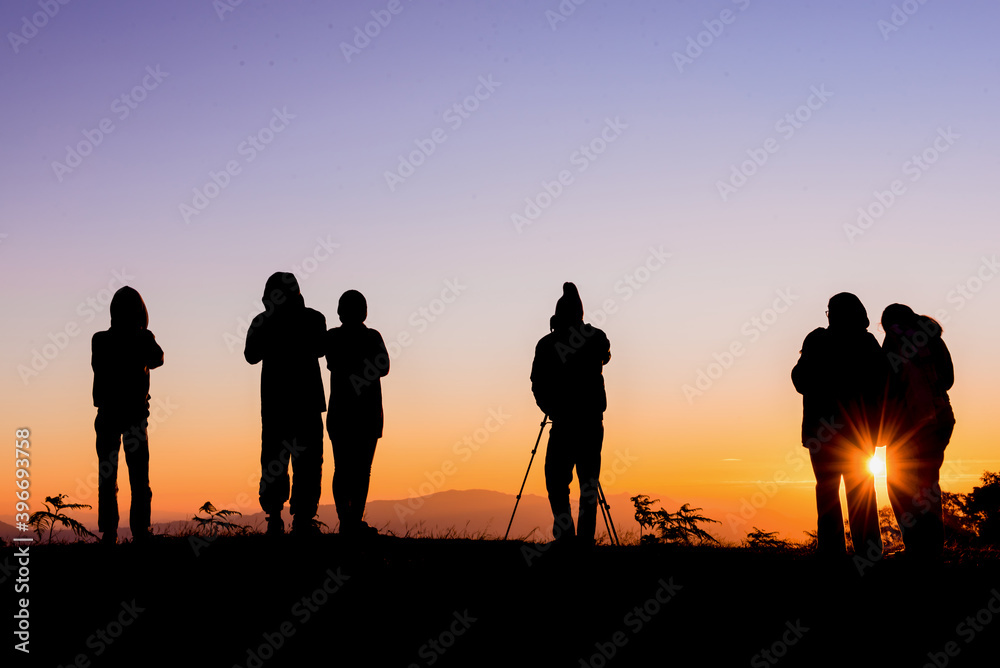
[
  {"xmin": 192, "ymin": 502, "xmax": 248, "ymax": 536},
  {"xmin": 631, "ymin": 495, "xmax": 719, "ymax": 545},
  {"xmin": 28, "ymin": 494, "xmax": 96, "ymax": 543},
  {"xmin": 957, "ymin": 471, "xmax": 1000, "ymax": 545},
  {"xmin": 878, "ymin": 506, "xmax": 902, "ymax": 550},
  {"xmin": 743, "ymin": 527, "xmax": 792, "ymax": 550}
]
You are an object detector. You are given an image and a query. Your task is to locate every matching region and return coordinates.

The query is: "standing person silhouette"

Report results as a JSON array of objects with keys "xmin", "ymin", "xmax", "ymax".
[
  {"xmin": 325, "ymin": 290, "xmax": 388, "ymax": 537},
  {"xmin": 92, "ymin": 286, "xmax": 164, "ymax": 545},
  {"xmin": 244, "ymin": 273, "xmax": 326, "ymax": 537},
  {"xmin": 881, "ymin": 304, "xmax": 955, "ymax": 561},
  {"xmin": 792, "ymin": 293, "xmax": 886, "ymax": 559},
  {"xmin": 531, "ymin": 282, "xmax": 611, "ymax": 548}
]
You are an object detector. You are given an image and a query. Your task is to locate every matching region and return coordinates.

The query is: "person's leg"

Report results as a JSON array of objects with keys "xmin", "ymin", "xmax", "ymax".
[
  {"xmin": 290, "ymin": 412, "xmax": 324, "ymax": 531},
  {"xmin": 95, "ymin": 411, "xmax": 122, "ymax": 540},
  {"xmin": 121, "ymin": 416, "xmax": 152, "ymax": 540},
  {"xmin": 887, "ymin": 440, "xmax": 920, "ymax": 551},
  {"xmin": 843, "ymin": 444, "xmax": 882, "ymax": 558},
  {"xmin": 353, "ymin": 436, "xmax": 378, "ymax": 528},
  {"xmin": 575, "ymin": 420, "xmax": 604, "ymax": 546},
  {"xmin": 810, "ymin": 444, "xmax": 847, "ymax": 556},
  {"xmin": 259, "ymin": 418, "xmax": 291, "ymax": 532},
  {"xmin": 544, "ymin": 420, "xmax": 576, "ymax": 541},
  {"xmin": 909, "ymin": 429, "xmax": 946, "ymax": 558},
  {"xmin": 329, "ymin": 424, "xmax": 357, "ymax": 533}
]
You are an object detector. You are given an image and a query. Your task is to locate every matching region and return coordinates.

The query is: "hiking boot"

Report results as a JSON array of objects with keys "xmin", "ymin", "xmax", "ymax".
[
  {"xmin": 266, "ymin": 515, "xmax": 284, "ymax": 537},
  {"xmin": 131, "ymin": 529, "xmax": 153, "ymax": 545},
  {"xmin": 292, "ymin": 518, "xmax": 323, "ymax": 538}
]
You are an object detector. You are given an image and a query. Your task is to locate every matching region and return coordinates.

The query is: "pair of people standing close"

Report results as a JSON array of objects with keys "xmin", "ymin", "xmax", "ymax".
[
  {"xmin": 793, "ymin": 293, "xmax": 955, "ymax": 561},
  {"xmin": 244, "ymin": 273, "xmax": 387, "ymax": 536}
]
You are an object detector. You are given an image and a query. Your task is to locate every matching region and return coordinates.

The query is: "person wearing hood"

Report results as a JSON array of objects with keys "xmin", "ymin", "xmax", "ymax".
[
  {"xmin": 245, "ymin": 272, "xmax": 327, "ymax": 536},
  {"xmin": 792, "ymin": 292, "xmax": 887, "ymax": 560},
  {"xmin": 92, "ymin": 286, "xmax": 164, "ymax": 545},
  {"xmin": 530, "ymin": 282, "xmax": 611, "ymax": 547},
  {"xmin": 880, "ymin": 304, "xmax": 955, "ymax": 561},
  {"xmin": 324, "ymin": 290, "xmax": 388, "ymax": 537}
]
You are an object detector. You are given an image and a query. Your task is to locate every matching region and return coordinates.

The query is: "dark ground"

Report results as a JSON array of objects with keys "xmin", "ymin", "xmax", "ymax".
[{"xmin": 5, "ymin": 535, "xmax": 1000, "ymax": 667}]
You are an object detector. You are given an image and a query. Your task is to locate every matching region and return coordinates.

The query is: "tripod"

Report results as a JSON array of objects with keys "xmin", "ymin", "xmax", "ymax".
[{"xmin": 503, "ymin": 415, "xmax": 620, "ymax": 546}]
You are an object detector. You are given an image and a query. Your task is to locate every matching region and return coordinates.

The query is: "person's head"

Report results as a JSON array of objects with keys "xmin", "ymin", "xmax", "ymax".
[
  {"xmin": 110, "ymin": 286, "xmax": 149, "ymax": 330},
  {"xmin": 826, "ymin": 292, "xmax": 869, "ymax": 331},
  {"xmin": 880, "ymin": 303, "xmax": 917, "ymax": 334},
  {"xmin": 262, "ymin": 272, "xmax": 303, "ymax": 313},
  {"xmin": 338, "ymin": 290, "xmax": 367, "ymax": 325},
  {"xmin": 881, "ymin": 303, "xmax": 941, "ymax": 339},
  {"xmin": 550, "ymin": 282, "xmax": 584, "ymax": 330}
]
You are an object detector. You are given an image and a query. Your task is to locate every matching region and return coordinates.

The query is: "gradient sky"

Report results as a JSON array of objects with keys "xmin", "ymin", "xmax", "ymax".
[{"xmin": 3, "ymin": 0, "xmax": 999, "ymax": 539}]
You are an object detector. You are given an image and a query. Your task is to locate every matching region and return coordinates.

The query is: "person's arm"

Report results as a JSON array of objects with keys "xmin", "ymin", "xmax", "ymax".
[
  {"xmin": 791, "ymin": 330, "xmax": 822, "ymax": 395},
  {"xmin": 145, "ymin": 330, "xmax": 164, "ymax": 370},
  {"xmin": 91, "ymin": 333, "xmax": 103, "ymax": 373},
  {"xmin": 372, "ymin": 330, "xmax": 389, "ymax": 377},
  {"xmin": 598, "ymin": 330, "xmax": 611, "ymax": 366},
  {"xmin": 244, "ymin": 313, "xmax": 266, "ymax": 365},
  {"xmin": 91, "ymin": 333, "xmax": 105, "ymax": 407},
  {"xmin": 530, "ymin": 342, "xmax": 555, "ymax": 417},
  {"xmin": 936, "ymin": 338, "xmax": 955, "ymax": 392},
  {"xmin": 311, "ymin": 310, "xmax": 327, "ymax": 359}
]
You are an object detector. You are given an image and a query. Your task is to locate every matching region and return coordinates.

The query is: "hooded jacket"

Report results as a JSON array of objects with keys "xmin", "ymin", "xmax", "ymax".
[
  {"xmin": 92, "ymin": 287, "xmax": 164, "ymax": 415},
  {"xmin": 244, "ymin": 273, "xmax": 326, "ymax": 415},
  {"xmin": 792, "ymin": 294, "xmax": 887, "ymax": 448},
  {"xmin": 531, "ymin": 283, "xmax": 611, "ymax": 420},
  {"xmin": 882, "ymin": 314, "xmax": 954, "ymax": 438}
]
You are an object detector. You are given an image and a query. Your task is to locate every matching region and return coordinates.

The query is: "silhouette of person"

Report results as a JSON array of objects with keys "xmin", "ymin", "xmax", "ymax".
[
  {"xmin": 325, "ymin": 290, "xmax": 388, "ymax": 537},
  {"xmin": 244, "ymin": 273, "xmax": 326, "ymax": 536},
  {"xmin": 531, "ymin": 282, "xmax": 611, "ymax": 547},
  {"xmin": 881, "ymin": 304, "xmax": 955, "ymax": 561},
  {"xmin": 792, "ymin": 293, "xmax": 886, "ymax": 559},
  {"xmin": 92, "ymin": 287, "xmax": 164, "ymax": 545}
]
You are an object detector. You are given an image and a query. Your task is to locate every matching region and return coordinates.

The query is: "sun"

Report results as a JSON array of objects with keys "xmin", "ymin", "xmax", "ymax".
[{"xmin": 868, "ymin": 453, "xmax": 886, "ymax": 477}]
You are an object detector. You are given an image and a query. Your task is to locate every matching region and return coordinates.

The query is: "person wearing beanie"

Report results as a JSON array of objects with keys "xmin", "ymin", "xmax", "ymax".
[
  {"xmin": 530, "ymin": 282, "xmax": 611, "ymax": 547},
  {"xmin": 245, "ymin": 272, "xmax": 327, "ymax": 537},
  {"xmin": 91, "ymin": 286, "xmax": 164, "ymax": 545},
  {"xmin": 324, "ymin": 290, "xmax": 389, "ymax": 537},
  {"xmin": 792, "ymin": 292, "xmax": 887, "ymax": 560},
  {"xmin": 880, "ymin": 304, "xmax": 954, "ymax": 561}
]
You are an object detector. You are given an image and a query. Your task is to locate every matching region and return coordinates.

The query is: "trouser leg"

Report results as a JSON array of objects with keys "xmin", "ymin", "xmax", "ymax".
[
  {"xmin": 810, "ymin": 446, "xmax": 846, "ymax": 556},
  {"xmin": 121, "ymin": 417, "xmax": 151, "ymax": 536},
  {"xmin": 845, "ymin": 464, "xmax": 882, "ymax": 558},
  {"xmin": 330, "ymin": 430, "xmax": 354, "ymax": 530},
  {"xmin": 544, "ymin": 421, "xmax": 575, "ymax": 541},
  {"xmin": 575, "ymin": 422, "xmax": 604, "ymax": 545},
  {"xmin": 259, "ymin": 421, "xmax": 291, "ymax": 517},
  {"xmin": 352, "ymin": 437, "xmax": 378, "ymax": 525},
  {"xmin": 887, "ymin": 440, "xmax": 923, "ymax": 550},
  {"xmin": 95, "ymin": 413, "xmax": 122, "ymax": 535},
  {"xmin": 909, "ymin": 434, "xmax": 945, "ymax": 557},
  {"xmin": 290, "ymin": 413, "xmax": 324, "ymax": 524}
]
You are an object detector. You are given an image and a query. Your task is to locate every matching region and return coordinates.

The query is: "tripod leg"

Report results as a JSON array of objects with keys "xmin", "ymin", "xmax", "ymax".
[
  {"xmin": 504, "ymin": 416, "xmax": 549, "ymax": 540},
  {"xmin": 597, "ymin": 492, "xmax": 611, "ymax": 545},
  {"xmin": 597, "ymin": 481, "xmax": 620, "ymax": 547}
]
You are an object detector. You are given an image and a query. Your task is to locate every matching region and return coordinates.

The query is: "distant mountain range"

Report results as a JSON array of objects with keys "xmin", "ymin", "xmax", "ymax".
[{"xmin": 1, "ymin": 489, "xmax": 803, "ymax": 544}]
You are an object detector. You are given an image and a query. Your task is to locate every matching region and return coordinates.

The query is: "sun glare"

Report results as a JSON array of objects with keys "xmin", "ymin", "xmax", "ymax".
[{"xmin": 868, "ymin": 450, "xmax": 886, "ymax": 477}]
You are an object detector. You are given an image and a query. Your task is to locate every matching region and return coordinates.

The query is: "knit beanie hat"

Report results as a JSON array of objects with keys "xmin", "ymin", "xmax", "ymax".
[{"xmin": 551, "ymin": 282, "xmax": 583, "ymax": 329}]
